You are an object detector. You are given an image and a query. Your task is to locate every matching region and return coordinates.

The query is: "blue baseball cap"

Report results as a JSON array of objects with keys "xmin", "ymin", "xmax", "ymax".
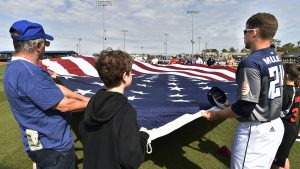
[{"xmin": 9, "ymin": 20, "xmax": 54, "ymax": 41}]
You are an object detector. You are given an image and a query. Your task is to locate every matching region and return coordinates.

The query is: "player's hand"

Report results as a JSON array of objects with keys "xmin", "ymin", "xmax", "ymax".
[
  {"xmin": 140, "ymin": 127, "xmax": 149, "ymax": 133},
  {"xmin": 202, "ymin": 111, "xmax": 217, "ymax": 121}
]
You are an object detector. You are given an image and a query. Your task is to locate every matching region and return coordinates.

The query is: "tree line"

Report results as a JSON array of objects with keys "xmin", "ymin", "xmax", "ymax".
[{"xmin": 202, "ymin": 39, "xmax": 300, "ymax": 54}]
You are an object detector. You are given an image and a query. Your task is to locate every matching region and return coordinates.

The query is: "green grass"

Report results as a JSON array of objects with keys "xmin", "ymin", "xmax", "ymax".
[{"xmin": 1, "ymin": 64, "xmax": 300, "ymax": 169}]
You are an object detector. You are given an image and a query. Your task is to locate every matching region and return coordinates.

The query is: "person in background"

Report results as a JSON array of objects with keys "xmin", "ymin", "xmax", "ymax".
[
  {"xmin": 170, "ymin": 55, "xmax": 177, "ymax": 64},
  {"xmin": 202, "ymin": 13, "xmax": 284, "ymax": 169},
  {"xmin": 272, "ymin": 64, "xmax": 300, "ymax": 169},
  {"xmin": 226, "ymin": 54, "xmax": 236, "ymax": 67},
  {"xmin": 4, "ymin": 20, "xmax": 89, "ymax": 169},
  {"xmin": 79, "ymin": 49, "xmax": 150, "ymax": 169},
  {"xmin": 206, "ymin": 55, "xmax": 216, "ymax": 66},
  {"xmin": 196, "ymin": 56, "xmax": 203, "ymax": 64},
  {"xmin": 151, "ymin": 56, "xmax": 158, "ymax": 64}
]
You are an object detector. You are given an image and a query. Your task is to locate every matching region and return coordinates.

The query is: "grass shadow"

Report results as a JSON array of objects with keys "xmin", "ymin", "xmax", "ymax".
[{"xmin": 144, "ymin": 118, "xmax": 230, "ymax": 169}]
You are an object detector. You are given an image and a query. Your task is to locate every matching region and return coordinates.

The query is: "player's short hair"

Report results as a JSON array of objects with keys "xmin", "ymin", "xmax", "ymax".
[
  {"xmin": 95, "ymin": 49, "xmax": 133, "ymax": 88},
  {"xmin": 284, "ymin": 63, "xmax": 300, "ymax": 81},
  {"xmin": 246, "ymin": 13, "xmax": 278, "ymax": 40}
]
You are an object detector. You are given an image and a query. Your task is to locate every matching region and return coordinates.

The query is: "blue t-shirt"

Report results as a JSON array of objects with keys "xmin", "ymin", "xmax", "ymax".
[{"xmin": 4, "ymin": 58, "xmax": 73, "ymax": 152}]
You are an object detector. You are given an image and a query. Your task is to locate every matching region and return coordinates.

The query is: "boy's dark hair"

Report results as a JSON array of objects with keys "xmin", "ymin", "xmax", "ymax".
[
  {"xmin": 284, "ymin": 64, "xmax": 300, "ymax": 81},
  {"xmin": 246, "ymin": 13, "xmax": 278, "ymax": 40},
  {"xmin": 95, "ymin": 49, "xmax": 133, "ymax": 88}
]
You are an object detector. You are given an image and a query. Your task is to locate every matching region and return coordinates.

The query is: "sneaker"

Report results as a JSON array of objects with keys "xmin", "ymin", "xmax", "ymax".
[{"xmin": 296, "ymin": 135, "xmax": 300, "ymax": 142}]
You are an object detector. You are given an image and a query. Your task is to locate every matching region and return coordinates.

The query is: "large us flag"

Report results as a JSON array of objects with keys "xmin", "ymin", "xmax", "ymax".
[{"xmin": 39, "ymin": 56, "xmax": 237, "ymax": 141}]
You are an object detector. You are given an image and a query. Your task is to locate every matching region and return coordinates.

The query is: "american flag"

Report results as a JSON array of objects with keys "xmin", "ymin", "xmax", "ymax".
[{"xmin": 39, "ymin": 56, "xmax": 237, "ymax": 141}]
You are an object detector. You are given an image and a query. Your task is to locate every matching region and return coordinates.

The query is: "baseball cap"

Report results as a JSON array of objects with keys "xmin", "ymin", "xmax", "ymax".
[
  {"xmin": 207, "ymin": 86, "xmax": 228, "ymax": 108},
  {"xmin": 9, "ymin": 20, "xmax": 54, "ymax": 41}
]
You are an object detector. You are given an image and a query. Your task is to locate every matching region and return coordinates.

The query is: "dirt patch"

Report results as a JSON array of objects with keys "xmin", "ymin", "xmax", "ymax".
[{"xmin": 0, "ymin": 62, "xmax": 7, "ymax": 65}]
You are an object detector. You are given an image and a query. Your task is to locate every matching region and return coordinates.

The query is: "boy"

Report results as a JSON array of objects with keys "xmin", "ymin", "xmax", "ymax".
[
  {"xmin": 79, "ymin": 49, "xmax": 149, "ymax": 169},
  {"xmin": 272, "ymin": 64, "xmax": 300, "ymax": 169}
]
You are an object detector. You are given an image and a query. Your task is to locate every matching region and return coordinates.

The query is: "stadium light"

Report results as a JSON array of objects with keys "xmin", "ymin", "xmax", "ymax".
[
  {"xmin": 164, "ymin": 33, "xmax": 169, "ymax": 54},
  {"xmin": 198, "ymin": 37, "xmax": 201, "ymax": 53},
  {"xmin": 187, "ymin": 10, "xmax": 199, "ymax": 56},
  {"xmin": 96, "ymin": 0, "xmax": 112, "ymax": 52},
  {"xmin": 121, "ymin": 30, "xmax": 128, "ymax": 51}
]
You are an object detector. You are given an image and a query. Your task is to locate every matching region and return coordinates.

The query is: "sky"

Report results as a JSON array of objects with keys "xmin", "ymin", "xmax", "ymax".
[{"xmin": 0, "ymin": 0, "xmax": 299, "ymax": 55}]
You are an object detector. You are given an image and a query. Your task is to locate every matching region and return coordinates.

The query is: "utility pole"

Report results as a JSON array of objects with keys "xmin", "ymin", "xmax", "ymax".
[
  {"xmin": 121, "ymin": 30, "xmax": 128, "ymax": 51},
  {"xmin": 164, "ymin": 33, "xmax": 169, "ymax": 54},
  {"xmin": 96, "ymin": 0, "xmax": 112, "ymax": 52},
  {"xmin": 198, "ymin": 37, "xmax": 201, "ymax": 53},
  {"xmin": 187, "ymin": 10, "xmax": 199, "ymax": 57},
  {"xmin": 78, "ymin": 37, "xmax": 82, "ymax": 55}
]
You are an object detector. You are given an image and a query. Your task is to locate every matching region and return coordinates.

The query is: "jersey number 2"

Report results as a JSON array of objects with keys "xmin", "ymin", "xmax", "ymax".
[{"xmin": 268, "ymin": 65, "xmax": 284, "ymax": 99}]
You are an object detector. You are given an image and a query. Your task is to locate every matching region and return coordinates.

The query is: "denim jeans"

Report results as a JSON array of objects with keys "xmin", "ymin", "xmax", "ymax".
[{"xmin": 27, "ymin": 147, "xmax": 75, "ymax": 169}]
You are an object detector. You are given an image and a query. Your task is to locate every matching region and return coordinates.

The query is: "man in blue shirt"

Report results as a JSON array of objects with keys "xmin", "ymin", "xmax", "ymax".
[
  {"xmin": 202, "ymin": 13, "xmax": 284, "ymax": 169},
  {"xmin": 4, "ymin": 20, "xmax": 89, "ymax": 169}
]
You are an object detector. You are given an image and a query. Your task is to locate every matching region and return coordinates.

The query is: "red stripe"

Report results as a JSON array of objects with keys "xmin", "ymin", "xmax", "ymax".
[
  {"xmin": 134, "ymin": 61, "xmax": 235, "ymax": 81},
  {"xmin": 48, "ymin": 58, "xmax": 88, "ymax": 76}
]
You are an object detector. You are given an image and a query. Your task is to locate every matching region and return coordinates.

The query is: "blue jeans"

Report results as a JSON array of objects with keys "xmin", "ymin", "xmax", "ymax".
[{"xmin": 27, "ymin": 147, "xmax": 75, "ymax": 169}]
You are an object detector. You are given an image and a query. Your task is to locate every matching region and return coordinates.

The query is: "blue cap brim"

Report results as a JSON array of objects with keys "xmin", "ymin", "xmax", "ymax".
[{"xmin": 44, "ymin": 34, "xmax": 54, "ymax": 41}]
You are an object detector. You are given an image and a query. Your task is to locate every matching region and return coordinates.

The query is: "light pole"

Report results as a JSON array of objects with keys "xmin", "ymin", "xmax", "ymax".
[
  {"xmin": 78, "ymin": 37, "xmax": 82, "ymax": 55},
  {"xmin": 164, "ymin": 33, "xmax": 168, "ymax": 54},
  {"xmin": 198, "ymin": 37, "xmax": 201, "ymax": 53},
  {"xmin": 187, "ymin": 10, "xmax": 199, "ymax": 56},
  {"xmin": 96, "ymin": 0, "xmax": 112, "ymax": 52},
  {"xmin": 121, "ymin": 30, "xmax": 128, "ymax": 51}
]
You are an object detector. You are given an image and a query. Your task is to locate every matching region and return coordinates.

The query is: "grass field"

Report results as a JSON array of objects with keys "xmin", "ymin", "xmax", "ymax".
[{"xmin": 1, "ymin": 64, "xmax": 300, "ymax": 169}]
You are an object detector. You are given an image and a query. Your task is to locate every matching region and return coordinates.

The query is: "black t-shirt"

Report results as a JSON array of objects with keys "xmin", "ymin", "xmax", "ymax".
[{"xmin": 281, "ymin": 85, "xmax": 300, "ymax": 124}]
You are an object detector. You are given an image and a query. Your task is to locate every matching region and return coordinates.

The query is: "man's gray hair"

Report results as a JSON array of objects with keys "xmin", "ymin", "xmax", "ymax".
[{"xmin": 13, "ymin": 38, "xmax": 45, "ymax": 54}]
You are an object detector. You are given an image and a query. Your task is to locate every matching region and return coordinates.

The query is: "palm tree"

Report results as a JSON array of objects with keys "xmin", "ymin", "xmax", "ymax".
[{"xmin": 272, "ymin": 39, "xmax": 281, "ymax": 47}]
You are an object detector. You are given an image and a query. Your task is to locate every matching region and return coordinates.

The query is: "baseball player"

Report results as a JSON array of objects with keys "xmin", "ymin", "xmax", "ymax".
[{"xmin": 202, "ymin": 13, "xmax": 284, "ymax": 169}]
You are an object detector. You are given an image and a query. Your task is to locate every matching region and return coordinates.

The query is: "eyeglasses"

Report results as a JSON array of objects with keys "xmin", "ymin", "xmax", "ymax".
[
  {"xmin": 243, "ymin": 28, "xmax": 260, "ymax": 35},
  {"xmin": 44, "ymin": 40, "xmax": 50, "ymax": 47}
]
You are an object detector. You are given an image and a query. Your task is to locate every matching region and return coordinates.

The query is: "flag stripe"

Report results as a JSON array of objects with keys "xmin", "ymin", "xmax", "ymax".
[{"xmin": 39, "ymin": 56, "xmax": 236, "ymax": 82}]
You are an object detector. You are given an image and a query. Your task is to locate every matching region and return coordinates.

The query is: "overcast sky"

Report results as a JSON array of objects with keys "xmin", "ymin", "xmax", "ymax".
[{"xmin": 0, "ymin": 0, "xmax": 299, "ymax": 55}]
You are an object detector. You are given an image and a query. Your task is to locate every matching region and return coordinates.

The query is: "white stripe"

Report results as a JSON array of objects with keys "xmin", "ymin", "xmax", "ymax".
[
  {"xmin": 166, "ymin": 63, "xmax": 236, "ymax": 79},
  {"xmin": 61, "ymin": 57, "xmax": 99, "ymax": 77},
  {"xmin": 133, "ymin": 62, "xmax": 228, "ymax": 81},
  {"xmin": 41, "ymin": 59, "xmax": 75, "ymax": 76},
  {"xmin": 133, "ymin": 64, "xmax": 209, "ymax": 80},
  {"xmin": 148, "ymin": 106, "xmax": 220, "ymax": 141}
]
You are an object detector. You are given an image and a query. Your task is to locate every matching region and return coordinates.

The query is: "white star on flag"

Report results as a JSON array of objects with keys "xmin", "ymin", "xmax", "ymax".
[
  {"xmin": 197, "ymin": 82, "xmax": 208, "ymax": 85},
  {"xmin": 137, "ymin": 84, "xmax": 151, "ymax": 87},
  {"xmin": 169, "ymin": 79, "xmax": 178, "ymax": 82},
  {"xmin": 199, "ymin": 86, "xmax": 211, "ymax": 90},
  {"xmin": 168, "ymin": 93, "xmax": 187, "ymax": 97},
  {"xmin": 168, "ymin": 82, "xmax": 179, "ymax": 86},
  {"xmin": 142, "ymin": 80, "xmax": 154, "ymax": 83},
  {"xmin": 75, "ymin": 89, "xmax": 95, "ymax": 95},
  {"xmin": 130, "ymin": 90, "xmax": 149, "ymax": 95},
  {"xmin": 61, "ymin": 76, "xmax": 75, "ymax": 80},
  {"xmin": 191, "ymin": 79, "xmax": 202, "ymax": 82},
  {"xmin": 169, "ymin": 99, "xmax": 194, "ymax": 103},
  {"xmin": 92, "ymin": 82, "xmax": 105, "ymax": 86},
  {"xmin": 169, "ymin": 86, "xmax": 184, "ymax": 91},
  {"xmin": 128, "ymin": 95, "xmax": 143, "ymax": 101}
]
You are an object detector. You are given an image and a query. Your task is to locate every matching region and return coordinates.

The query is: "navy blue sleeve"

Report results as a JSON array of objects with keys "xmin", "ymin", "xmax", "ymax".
[
  {"xmin": 21, "ymin": 69, "xmax": 64, "ymax": 110},
  {"xmin": 231, "ymin": 100, "xmax": 256, "ymax": 117}
]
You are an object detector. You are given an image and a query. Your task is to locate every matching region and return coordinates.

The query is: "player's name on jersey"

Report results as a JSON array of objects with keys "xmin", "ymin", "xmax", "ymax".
[{"xmin": 263, "ymin": 55, "xmax": 281, "ymax": 65}]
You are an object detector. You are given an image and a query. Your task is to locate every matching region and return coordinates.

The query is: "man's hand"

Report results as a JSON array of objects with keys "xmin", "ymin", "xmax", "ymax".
[{"xmin": 202, "ymin": 111, "xmax": 217, "ymax": 121}]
